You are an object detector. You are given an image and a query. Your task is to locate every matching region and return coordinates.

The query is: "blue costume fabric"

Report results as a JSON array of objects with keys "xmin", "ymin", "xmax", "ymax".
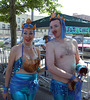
[
  {"xmin": 10, "ymin": 73, "xmax": 38, "ymax": 100},
  {"xmin": 50, "ymin": 78, "xmax": 83, "ymax": 100},
  {"xmin": 75, "ymin": 80, "xmax": 83, "ymax": 100},
  {"xmin": 50, "ymin": 79, "xmax": 75, "ymax": 100}
]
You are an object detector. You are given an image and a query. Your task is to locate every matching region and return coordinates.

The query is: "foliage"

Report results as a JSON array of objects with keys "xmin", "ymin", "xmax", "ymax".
[
  {"xmin": 0, "ymin": 41, "xmax": 3, "ymax": 47},
  {"xmin": 0, "ymin": 0, "xmax": 62, "ymax": 47},
  {"xmin": 0, "ymin": 0, "xmax": 62, "ymax": 23}
]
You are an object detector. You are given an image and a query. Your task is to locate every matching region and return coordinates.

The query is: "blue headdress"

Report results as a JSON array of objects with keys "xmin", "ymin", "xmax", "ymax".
[
  {"xmin": 50, "ymin": 12, "xmax": 66, "ymax": 39},
  {"xmin": 21, "ymin": 18, "xmax": 36, "ymax": 36}
]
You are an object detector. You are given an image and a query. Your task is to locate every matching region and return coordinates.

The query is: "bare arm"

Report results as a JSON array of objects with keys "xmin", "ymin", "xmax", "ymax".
[
  {"xmin": 5, "ymin": 46, "xmax": 16, "ymax": 87},
  {"xmin": 46, "ymin": 42, "xmax": 73, "ymax": 80},
  {"xmin": 3, "ymin": 46, "xmax": 16, "ymax": 100},
  {"xmin": 74, "ymin": 39, "xmax": 86, "ymax": 65}
]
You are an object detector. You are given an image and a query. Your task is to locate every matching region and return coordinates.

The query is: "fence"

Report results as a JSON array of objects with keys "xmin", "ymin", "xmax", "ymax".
[{"xmin": 0, "ymin": 48, "xmax": 10, "ymax": 64}]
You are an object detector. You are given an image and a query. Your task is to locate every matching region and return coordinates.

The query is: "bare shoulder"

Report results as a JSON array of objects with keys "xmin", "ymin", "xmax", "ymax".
[
  {"xmin": 65, "ymin": 38, "xmax": 77, "ymax": 45},
  {"xmin": 10, "ymin": 43, "xmax": 22, "ymax": 54},
  {"xmin": 71, "ymin": 38, "xmax": 78, "ymax": 46},
  {"xmin": 46, "ymin": 40, "xmax": 55, "ymax": 48}
]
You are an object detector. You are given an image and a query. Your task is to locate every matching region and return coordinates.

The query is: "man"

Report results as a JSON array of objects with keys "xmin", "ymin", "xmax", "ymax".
[
  {"xmin": 46, "ymin": 13, "xmax": 87, "ymax": 100},
  {"xmin": 41, "ymin": 35, "xmax": 51, "ymax": 50}
]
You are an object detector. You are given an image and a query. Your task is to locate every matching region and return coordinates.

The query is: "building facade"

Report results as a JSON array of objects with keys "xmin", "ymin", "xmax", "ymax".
[
  {"xmin": 73, "ymin": 13, "xmax": 90, "ymax": 21},
  {"xmin": 0, "ymin": 13, "xmax": 49, "ymax": 38}
]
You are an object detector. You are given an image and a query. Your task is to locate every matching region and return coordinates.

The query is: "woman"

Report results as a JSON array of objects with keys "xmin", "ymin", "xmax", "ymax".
[{"xmin": 3, "ymin": 18, "xmax": 40, "ymax": 100}]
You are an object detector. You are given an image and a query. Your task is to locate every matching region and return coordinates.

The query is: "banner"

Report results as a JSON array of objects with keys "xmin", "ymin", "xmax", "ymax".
[{"xmin": 66, "ymin": 26, "xmax": 90, "ymax": 34}]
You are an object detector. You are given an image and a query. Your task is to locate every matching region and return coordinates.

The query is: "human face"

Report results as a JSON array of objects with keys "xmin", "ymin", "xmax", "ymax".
[
  {"xmin": 50, "ymin": 20, "xmax": 61, "ymax": 39},
  {"xmin": 23, "ymin": 28, "xmax": 34, "ymax": 45}
]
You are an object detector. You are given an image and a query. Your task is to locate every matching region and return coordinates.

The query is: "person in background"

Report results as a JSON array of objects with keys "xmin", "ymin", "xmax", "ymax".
[
  {"xmin": 3, "ymin": 18, "xmax": 40, "ymax": 100},
  {"xmin": 46, "ymin": 12, "xmax": 88, "ymax": 100},
  {"xmin": 41, "ymin": 35, "xmax": 51, "ymax": 50}
]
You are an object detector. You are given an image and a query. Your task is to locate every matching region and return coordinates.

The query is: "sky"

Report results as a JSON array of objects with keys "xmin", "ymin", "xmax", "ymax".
[{"xmin": 26, "ymin": 0, "xmax": 90, "ymax": 16}]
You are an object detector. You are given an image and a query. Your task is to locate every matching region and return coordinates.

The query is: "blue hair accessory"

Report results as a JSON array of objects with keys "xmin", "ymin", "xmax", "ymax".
[{"xmin": 21, "ymin": 18, "xmax": 36, "ymax": 36}]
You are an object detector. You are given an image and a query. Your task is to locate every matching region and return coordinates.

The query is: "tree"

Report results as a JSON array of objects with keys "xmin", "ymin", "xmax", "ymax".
[{"xmin": 0, "ymin": 0, "xmax": 62, "ymax": 47}]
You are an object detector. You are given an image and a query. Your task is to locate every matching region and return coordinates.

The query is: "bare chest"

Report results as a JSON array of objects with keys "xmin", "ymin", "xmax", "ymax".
[{"xmin": 54, "ymin": 41, "xmax": 76, "ymax": 59}]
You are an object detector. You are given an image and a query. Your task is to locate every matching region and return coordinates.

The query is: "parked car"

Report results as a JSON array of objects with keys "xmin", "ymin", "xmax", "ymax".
[
  {"xmin": 33, "ymin": 37, "xmax": 41, "ymax": 44},
  {"xmin": 0, "ymin": 37, "xmax": 5, "ymax": 42},
  {"xmin": 78, "ymin": 37, "xmax": 90, "ymax": 51},
  {"xmin": 73, "ymin": 36, "xmax": 83, "ymax": 44},
  {"xmin": 78, "ymin": 37, "xmax": 90, "ymax": 57},
  {"xmin": 34, "ymin": 37, "xmax": 45, "ymax": 47},
  {"xmin": 3, "ymin": 36, "xmax": 23, "ymax": 45},
  {"xmin": 3, "ymin": 38, "xmax": 11, "ymax": 44}
]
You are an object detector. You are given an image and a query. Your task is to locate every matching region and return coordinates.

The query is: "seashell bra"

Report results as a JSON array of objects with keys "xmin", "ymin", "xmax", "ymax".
[{"xmin": 13, "ymin": 44, "xmax": 40, "ymax": 73}]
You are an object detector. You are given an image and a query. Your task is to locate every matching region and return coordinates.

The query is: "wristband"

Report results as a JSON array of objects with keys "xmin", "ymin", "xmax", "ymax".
[
  {"xmin": 3, "ymin": 86, "xmax": 8, "ymax": 94},
  {"xmin": 69, "ymin": 75, "xmax": 76, "ymax": 81}
]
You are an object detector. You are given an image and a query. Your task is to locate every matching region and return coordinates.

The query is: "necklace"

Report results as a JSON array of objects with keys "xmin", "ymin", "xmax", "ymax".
[{"xmin": 23, "ymin": 43, "xmax": 32, "ymax": 49}]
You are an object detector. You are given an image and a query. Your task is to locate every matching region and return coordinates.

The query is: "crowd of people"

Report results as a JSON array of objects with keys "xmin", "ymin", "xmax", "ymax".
[{"xmin": 2, "ymin": 12, "xmax": 89, "ymax": 100}]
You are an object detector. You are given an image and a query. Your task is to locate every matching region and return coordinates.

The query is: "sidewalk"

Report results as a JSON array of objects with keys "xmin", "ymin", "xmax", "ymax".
[{"xmin": 0, "ymin": 64, "xmax": 90, "ymax": 100}]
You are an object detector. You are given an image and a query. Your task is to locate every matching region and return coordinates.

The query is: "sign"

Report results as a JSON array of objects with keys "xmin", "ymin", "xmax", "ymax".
[{"xmin": 66, "ymin": 26, "xmax": 90, "ymax": 34}]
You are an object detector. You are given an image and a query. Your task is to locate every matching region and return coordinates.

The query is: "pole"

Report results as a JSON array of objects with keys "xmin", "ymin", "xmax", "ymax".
[{"xmin": 31, "ymin": 10, "xmax": 34, "ymax": 21}]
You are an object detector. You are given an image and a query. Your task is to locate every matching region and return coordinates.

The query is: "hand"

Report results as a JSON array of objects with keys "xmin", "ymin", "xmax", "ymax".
[
  {"xmin": 73, "ymin": 77, "xmax": 79, "ymax": 83},
  {"xmin": 81, "ymin": 73, "xmax": 86, "ymax": 77},
  {"xmin": 68, "ymin": 81, "xmax": 76, "ymax": 91},
  {"xmin": 3, "ymin": 92, "xmax": 9, "ymax": 100}
]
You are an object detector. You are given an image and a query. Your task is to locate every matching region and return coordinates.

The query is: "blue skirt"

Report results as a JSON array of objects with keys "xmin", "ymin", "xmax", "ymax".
[{"xmin": 10, "ymin": 73, "xmax": 39, "ymax": 95}]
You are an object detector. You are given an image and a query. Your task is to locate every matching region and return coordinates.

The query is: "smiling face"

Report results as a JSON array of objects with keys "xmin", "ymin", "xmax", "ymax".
[
  {"xmin": 23, "ymin": 28, "xmax": 34, "ymax": 45},
  {"xmin": 50, "ymin": 19, "xmax": 61, "ymax": 39}
]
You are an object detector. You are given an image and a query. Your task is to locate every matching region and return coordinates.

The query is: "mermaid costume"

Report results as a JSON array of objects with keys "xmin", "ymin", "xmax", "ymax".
[{"xmin": 10, "ymin": 44, "xmax": 40, "ymax": 100}]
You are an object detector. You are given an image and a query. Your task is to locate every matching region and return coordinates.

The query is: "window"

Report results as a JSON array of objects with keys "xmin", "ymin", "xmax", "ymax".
[
  {"xmin": 2, "ymin": 24, "xmax": 5, "ymax": 29},
  {"xmin": 17, "ymin": 25, "xmax": 20, "ymax": 30},
  {"xmin": 22, "ymin": 18, "xmax": 25, "ymax": 23},
  {"xmin": 8, "ymin": 25, "xmax": 10, "ymax": 29},
  {"xmin": 18, "ymin": 17, "xmax": 20, "ymax": 23}
]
